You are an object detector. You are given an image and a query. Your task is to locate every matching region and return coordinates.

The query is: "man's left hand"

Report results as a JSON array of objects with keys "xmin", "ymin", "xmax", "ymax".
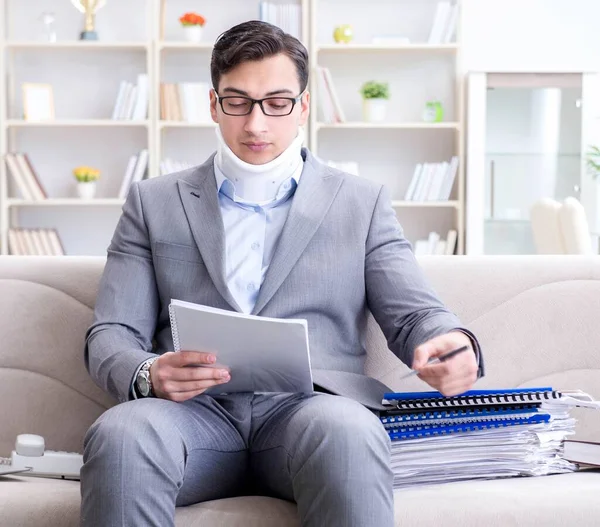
[{"xmin": 412, "ymin": 331, "xmax": 478, "ymax": 396}]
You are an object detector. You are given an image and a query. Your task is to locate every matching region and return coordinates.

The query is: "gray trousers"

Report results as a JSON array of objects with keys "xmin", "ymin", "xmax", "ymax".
[{"xmin": 80, "ymin": 392, "xmax": 393, "ymax": 527}]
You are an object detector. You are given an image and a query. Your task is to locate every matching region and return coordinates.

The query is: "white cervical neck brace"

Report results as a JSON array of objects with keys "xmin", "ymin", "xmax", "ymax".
[{"xmin": 215, "ymin": 127, "xmax": 304, "ymax": 203}]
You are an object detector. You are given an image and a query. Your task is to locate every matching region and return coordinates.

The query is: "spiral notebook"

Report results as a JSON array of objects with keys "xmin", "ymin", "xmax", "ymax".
[
  {"xmin": 168, "ymin": 299, "xmax": 313, "ymax": 394},
  {"xmin": 382, "ymin": 387, "xmax": 560, "ymax": 409}
]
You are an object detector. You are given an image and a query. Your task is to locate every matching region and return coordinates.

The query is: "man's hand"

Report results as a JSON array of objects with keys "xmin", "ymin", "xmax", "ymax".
[
  {"xmin": 150, "ymin": 351, "xmax": 230, "ymax": 402},
  {"xmin": 412, "ymin": 331, "xmax": 478, "ymax": 396}
]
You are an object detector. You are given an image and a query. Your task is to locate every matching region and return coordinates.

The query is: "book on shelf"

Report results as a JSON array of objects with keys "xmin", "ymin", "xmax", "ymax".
[
  {"xmin": 118, "ymin": 149, "xmax": 149, "ymax": 199},
  {"xmin": 379, "ymin": 387, "xmax": 600, "ymax": 489},
  {"xmin": 111, "ymin": 74, "xmax": 149, "ymax": 121},
  {"xmin": 160, "ymin": 82, "xmax": 211, "ymax": 123},
  {"xmin": 314, "ymin": 66, "xmax": 345, "ymax": 124},
  {"xmin": 413, "ymin": 229, "xmax": 457, "ymax": 256},
  {"xmin": 404, "ymin": 156, "xmax": 458, "ymax": 202},
  {"xmin": 8, "ymin": 228, "xmax": 64, "ymax": 256},
  {"xmin": 3, "ymin": 152, "xmax": 47, "ymax": 201},
  {"xmin": 427, "ymin": 1, "xmax": 459, "ymax": 44},
  {"xmin": 259, "ymin": 1, "xmax": 302, "ymax": 40},
  {"xmin": 160, "ymin": 157, "xmax": 194, "ymax": 176}
]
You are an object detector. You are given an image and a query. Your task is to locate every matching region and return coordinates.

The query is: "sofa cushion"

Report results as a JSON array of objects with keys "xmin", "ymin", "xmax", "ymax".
[{"xmin": 2, "ymin": 471, "xmax": 599, "ymax": 526}]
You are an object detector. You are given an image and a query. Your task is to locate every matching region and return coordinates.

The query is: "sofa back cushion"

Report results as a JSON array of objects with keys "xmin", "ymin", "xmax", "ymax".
[{"xmin": 0, "ymin": 257, "xmax": 114, "ymax": 457}]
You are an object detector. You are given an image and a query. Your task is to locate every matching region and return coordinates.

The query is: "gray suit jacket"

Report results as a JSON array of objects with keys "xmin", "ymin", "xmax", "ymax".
[{"xmin": 85, "ymin": 148, "xmax": 483, "ymax": 410}]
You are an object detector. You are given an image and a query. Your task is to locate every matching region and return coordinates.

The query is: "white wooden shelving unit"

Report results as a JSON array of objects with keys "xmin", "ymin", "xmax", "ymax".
[
  {"xmin": 309, "ymin": 0, "xmax": 465, "ymax": 253},
  {"xmin": 0, "ymin": 0, "xmax": 463, "ymax": 255}
]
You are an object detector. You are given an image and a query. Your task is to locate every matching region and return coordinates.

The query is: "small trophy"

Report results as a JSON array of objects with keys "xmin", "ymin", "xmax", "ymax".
[
  {"xmin": 39, "ymin": 12, "xmax": 57, "ymax": 42},
  {"xmin": 70, "ymin": 0, "xmax": 106, "ymax": 41}
]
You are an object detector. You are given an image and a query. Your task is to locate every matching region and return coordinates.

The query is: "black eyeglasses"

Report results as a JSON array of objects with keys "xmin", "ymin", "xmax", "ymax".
[{"xmin": 216, "ymin": 92, "xmax": 304, "ymax": 117}]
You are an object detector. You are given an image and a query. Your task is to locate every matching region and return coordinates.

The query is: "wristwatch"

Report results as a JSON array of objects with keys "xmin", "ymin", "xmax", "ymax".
[{"xmin": 136, "ymin": 358, "xmax": 159, "ymax": 397}]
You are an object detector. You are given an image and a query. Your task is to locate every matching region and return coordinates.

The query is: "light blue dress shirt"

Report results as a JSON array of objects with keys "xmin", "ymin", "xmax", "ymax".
[{"xmin": 213, "ymin": 162, "xmax": 303, "ymax": 314}]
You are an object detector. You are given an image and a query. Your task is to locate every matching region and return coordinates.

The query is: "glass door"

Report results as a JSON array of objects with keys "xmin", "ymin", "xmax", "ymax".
[{"xmin": 484, "ymin": 81, "xmax": 581, "ymax": 254}]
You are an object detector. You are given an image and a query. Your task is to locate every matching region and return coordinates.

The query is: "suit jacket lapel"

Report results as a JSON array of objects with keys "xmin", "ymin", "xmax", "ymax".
[
  {"xmin": 177, "ymin": 156, "xmax": 242, "ymax": 312},
  {"xmin": 252, "ymin": 150, "xmax": 343, "ymax": 315}
]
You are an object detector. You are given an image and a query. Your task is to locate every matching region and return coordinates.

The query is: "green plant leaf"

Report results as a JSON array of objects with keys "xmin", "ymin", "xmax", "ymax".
[{"xmin": 360, "ymin": 81, "xmax": 390, "ymax": 100}]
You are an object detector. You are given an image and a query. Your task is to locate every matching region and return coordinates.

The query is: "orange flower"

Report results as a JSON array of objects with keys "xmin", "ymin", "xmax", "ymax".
[{"xmin": 179, "ymin": 12, "xmax": 206, "ymax": 26}]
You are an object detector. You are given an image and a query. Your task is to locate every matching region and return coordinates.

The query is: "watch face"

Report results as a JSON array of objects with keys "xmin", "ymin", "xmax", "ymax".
[{"xmin": 137, "ymin": 374, "xmax": 150, "ymax": 397}]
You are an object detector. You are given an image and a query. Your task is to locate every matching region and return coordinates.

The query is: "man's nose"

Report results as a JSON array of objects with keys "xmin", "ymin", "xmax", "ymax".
[{"xmin": 244, "ymin": 102, "xmax": 268, "ymax": 133}]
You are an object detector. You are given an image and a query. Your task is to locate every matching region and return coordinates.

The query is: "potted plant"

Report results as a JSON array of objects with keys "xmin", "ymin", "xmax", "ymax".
[
  {"xmin": 586, "ymin": 145, "xmax": 600, "ymax": 179},
  {"xmin": 360, "ymin": 81, "xmax": 390, "ymax": 123},
  {"xmin": 179, "ymin": 12, "xmax": 206, "ymax": 43},
  {"xmin": 73, "ymin": 166, "xmax": 100, "ymax": 199}
]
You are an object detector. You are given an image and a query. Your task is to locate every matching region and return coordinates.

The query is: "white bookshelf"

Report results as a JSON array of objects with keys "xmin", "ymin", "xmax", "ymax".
[
  {"xmin": 0, "ymin": 0, "xmax": 462, "ymax": 255},
  {"xmin": 5, "ymin": 120, "xmax": 150, "ymax": 127},
  {"xmin": 317, "ymin": 43, "xmax": 459, "ymax": 52},
  {"xmin": 315, "ymin": 122, "xmax": 460, "ymax": 130},
  {"xmin": 4, "ymin": 41, "xmax": 150, "ymax": 50},
  {"xmin": 309, "ymin": 0, "xmax": 465, "ymax": 254},
  {"xmin": 6, "ymin": 198, "xmax": 126, "ymax": 207}
]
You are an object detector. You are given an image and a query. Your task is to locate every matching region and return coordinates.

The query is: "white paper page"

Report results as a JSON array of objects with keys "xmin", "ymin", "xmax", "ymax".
[{"xmin": 169, "ymin": 299, "xmax": 313, "ymax": 394}]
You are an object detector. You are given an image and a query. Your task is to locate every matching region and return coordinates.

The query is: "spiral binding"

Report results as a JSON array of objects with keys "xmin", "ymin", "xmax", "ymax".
[
  {"xmin": 168, "ymin": 303, "xmax": 181, "ymax": 352},
  {"xmin": 383, "ymin": 412, "xmax": 541, "ymax": 429},
  {"xmin": 387, "ymin": 414, "xmax": 550, "ymax": 441},
  {"xmin": 387, "ymin": 390, "xmax": 561, "ymax": 410},
  {"xmin": 380, "ymin": 405, "xmax": 539, "ymax": 424}
]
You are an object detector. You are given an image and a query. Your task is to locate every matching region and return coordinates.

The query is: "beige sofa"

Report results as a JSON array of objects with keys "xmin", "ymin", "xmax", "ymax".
[{"xmin": 1, "ymin": 255, "xmax": 599, "ymax": 526}]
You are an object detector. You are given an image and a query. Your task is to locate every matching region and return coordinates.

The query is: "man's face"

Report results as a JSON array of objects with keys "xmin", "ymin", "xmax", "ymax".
[{"xmin": 210, "ymin": 53, "xmax": 310, "ymax": 165}]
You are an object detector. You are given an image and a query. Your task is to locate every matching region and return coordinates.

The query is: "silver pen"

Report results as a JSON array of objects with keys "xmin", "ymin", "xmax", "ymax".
[{"xmin": 399, "ymin": 345, "xmax": 469, "ymax": 380}]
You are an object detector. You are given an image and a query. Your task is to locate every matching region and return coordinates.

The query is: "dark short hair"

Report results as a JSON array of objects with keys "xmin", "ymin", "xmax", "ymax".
[{"xmin": 211, "ymin": 20, "xmax": 309, "ymax": 94}]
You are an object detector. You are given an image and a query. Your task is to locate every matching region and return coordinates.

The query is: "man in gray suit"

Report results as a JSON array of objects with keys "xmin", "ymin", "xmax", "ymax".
[{"xmin": 82, "ymin": 20, "xmax": 483, "ymax": 527}]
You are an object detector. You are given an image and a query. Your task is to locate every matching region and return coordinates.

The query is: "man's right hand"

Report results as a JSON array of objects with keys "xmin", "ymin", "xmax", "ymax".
[{"xmin": 150, "ymin": 351, "xmax": 231, "ymax": 402}]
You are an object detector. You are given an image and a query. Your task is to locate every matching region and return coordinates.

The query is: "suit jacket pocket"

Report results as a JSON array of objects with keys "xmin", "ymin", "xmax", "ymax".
[{"xmin": 154, "ymin": 241, "xmax": 204, "ymax": 264}]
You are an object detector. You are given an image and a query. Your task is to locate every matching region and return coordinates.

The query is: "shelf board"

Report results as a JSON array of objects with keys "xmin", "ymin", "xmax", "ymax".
[
  {"xmin": 5, "ymin": 119, "xmax": 149, "ymax": 128},
  {"xmin": 318, "ymin": 43, "xmax": 458, "ymax": 53},
  {"xmin": 159, "ymin": 121, "xmax": 217, "ymax": 128},
  {"xmin": 316, "ymin": 122, "xmax": 460, "ymax": 130},
  {"xmin": 7, "ymin": 198, "xmax": 125, "ymax": 207},
  {"xmin": 391, "ymin": 200, "xmax": 460, "ymax": 208},
  {"xmin": 159, "ymin": 41, "xmax": 214, "ymax": 51},
  {"xmin": 4, "ymin": 41, "xmax": 149, "ymax": 50}
]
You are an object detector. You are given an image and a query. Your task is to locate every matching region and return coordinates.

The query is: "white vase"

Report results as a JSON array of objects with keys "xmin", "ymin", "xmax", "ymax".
[
  {"xmin": 183, "ymin": 25, "xmax": 203, "ymax": 43},
  {"xmin": 363, "ymin": 98, "xmax": 388, "ymax": 123},
  {"xmin": 77, "ymin": 181, "xmax": 96, "ymax": 200}
]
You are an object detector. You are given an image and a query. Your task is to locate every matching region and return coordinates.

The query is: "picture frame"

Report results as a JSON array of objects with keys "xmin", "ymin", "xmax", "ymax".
[{"xmin": 22, "ymin": 83, "xmax": 55, "ymax": 121}]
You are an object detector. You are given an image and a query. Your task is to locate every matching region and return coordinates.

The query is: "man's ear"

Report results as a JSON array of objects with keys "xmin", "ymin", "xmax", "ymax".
[
  {"xmin": 299, "ymin": 90, "xmax": 310, "ymax": 126},
  {"xmin": 210, "ymin": 89, "xmax": 219, "ymax": 123}
]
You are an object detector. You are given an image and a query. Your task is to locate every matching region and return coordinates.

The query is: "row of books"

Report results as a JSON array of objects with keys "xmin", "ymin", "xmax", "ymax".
[
  {"xmin": 315, "ymin": 66, "xmax": 345, "ymax": 124},
  {"xmin": 380, "ymin": 388, "xmax": 599, "ymax": 488},
  {"xmin": 118, "ymin": 149, "xmax": 149, "ymax": 199},
  {"xmin": 428, "ymin": 1, "xmax": 459, "ymax": 44},
  {"xmin": 160, "ymin": 82, "xmax": 211, "ymax": 123},
  {"xmin": 4, "ymin": 153, "xmax": 47, "ymax": 200},
  {"xmin": 413, "ymin": 229, "xmax": 457, "ymax": 256},
  {"xmin": 259, "ymin": 1, "xmax": 302, "ymax": 40},
  {"xmin": 111, "ymin": 74, "xmax": 149, "ymax": 121},
  {"xmin": 8, "ymin": 228, "xmax": 64, "ymax": 256},
  {"xmin": 404, "ymin": 157, "xmax": 458, "ymax": 202}
]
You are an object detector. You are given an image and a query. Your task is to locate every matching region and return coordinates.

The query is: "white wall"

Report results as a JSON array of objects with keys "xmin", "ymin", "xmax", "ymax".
[{"xmin": 462, "ymin": 0, "xmax": 600, "ymax": 72}]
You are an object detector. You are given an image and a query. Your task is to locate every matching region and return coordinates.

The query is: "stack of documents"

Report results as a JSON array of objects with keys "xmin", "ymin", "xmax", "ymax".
[{"xmin": 380, "ymin": 388, "xmax": 600, "ymax": 489}]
